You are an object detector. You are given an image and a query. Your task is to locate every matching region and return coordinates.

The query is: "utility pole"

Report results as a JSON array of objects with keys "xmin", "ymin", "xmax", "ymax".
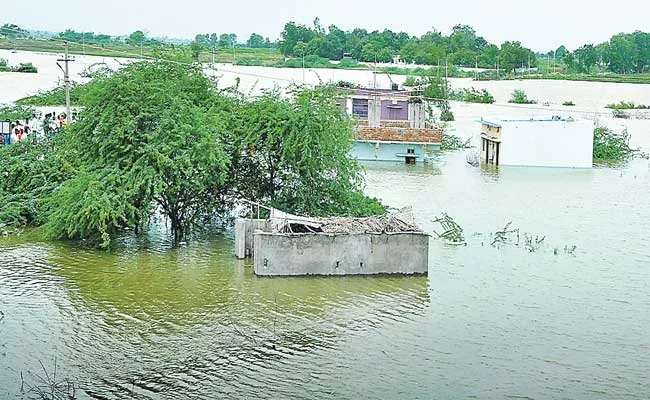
[
  {"xmin": 445, "ymin": 57, "xmax": 448, "ymax": 80},
  {"xmin": 475, "ymin": 55, "xmax": 479, "ymax": 81},
  {"xmin": 496, "ymin": 55, "xmax": 500, "ymax": 79},
  {"xmin": 57, "ymin": 42, "xmax": 74, "ymax": 126},
  {"xmin": 373, "ymin": 55, "xmax": 377, "ymax": 88}
]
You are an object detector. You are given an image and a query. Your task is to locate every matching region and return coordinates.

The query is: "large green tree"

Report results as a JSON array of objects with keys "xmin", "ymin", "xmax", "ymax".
[
  {"xmin": 0, "ymin": 23, "xmax": 27, "ymax": 39},
  {"xmin": 231, "ymin": 87, "xmax": 384, "ymax": 217},
  {"xmin": 45, "ymin": 61, "xmax": 233, "ymax": 244}
]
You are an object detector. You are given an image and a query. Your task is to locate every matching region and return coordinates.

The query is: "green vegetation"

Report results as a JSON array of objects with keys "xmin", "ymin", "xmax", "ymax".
[
  {"xmin": 451, "ymin": 88, "xmax": 495, "ymax": 104},
  {"xmin": 17, "ymin": 83, "xmax": 90, "ymax": 106},
  {"xmin": 279, "ymin": 20, "xmax": 536, "ymax": 70},
  {"xmin": 3, "ymin": 20, "xmax": 650, "ymax": 83},
  {"xmin": 563, "ymin": 100, "xmax": 575, "ymax": 106},
  {"xmin": 413, "ymin": 76, "xmax": 455, "ymax": 121},
  {"xmin": 605, "ymin": 101, "xmax": 648, "ymax": 110},
  {"xmin": 558, "ymin": 31, "xmax": 650, "ymax": 74},
  {"xmin": 0, "ymin": 104, "xmax": 35, "ymax": 121},
  {"xmin": 508, "ymin": 89, "xmax": 537, "ymax": 104},
  {"xmin": 0, "ymin": 58, "xmax": 38, "ymax": 73},
  {"xmin": 519, "ymin": 72, "xmax": 650, "ymax": 84},
  {"xmin": 440, "ymin": 133, "xmax": 471, "ymax": 151},
  {"xmin": 0, "ymin": 61, "xmax": 384, "ymax": 247},
  {"xmin": 593, "ymin": 127, "xmax": 636, "ymax": 162}
]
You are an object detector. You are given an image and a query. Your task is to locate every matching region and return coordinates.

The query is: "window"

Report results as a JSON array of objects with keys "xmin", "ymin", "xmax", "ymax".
[
  {"xmin": 407, "ymin": 148, "xmax": 415, "ymax": 154},
  {"xmin": 352, "ymin": 98, "xmax": 369, "ymax": 118},
  {"xmin": 482, "ymin": 139, "xmax": 486, "ymax": 151}
]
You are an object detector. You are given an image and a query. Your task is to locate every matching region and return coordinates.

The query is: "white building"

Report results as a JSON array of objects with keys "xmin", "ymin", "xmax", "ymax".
[{"xmin": 479, "ymin": 116, "xmax": 594, "ymax": 168}]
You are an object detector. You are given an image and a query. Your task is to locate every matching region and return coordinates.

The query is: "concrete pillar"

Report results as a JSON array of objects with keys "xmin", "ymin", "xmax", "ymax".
[
  {"xmin": 235, "ymin": 219, "xmax": 247, "ymax": 259},
  {"xmin": 368, "ymin": 95, "xmax": 381, "ymax": 128},
  {"xmin": 409, "ymin": 101, "xmax": 425, "ymax": 128}
]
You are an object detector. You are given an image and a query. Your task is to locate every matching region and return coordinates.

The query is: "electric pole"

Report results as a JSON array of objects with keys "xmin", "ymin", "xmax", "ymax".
[{"xmin": 57, "ymin": 42, "xmax": 74, "ymax": 126}]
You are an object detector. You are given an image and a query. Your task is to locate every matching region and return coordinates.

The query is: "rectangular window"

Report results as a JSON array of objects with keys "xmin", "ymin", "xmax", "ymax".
[
  {"xmin": 407, "ymin": 148, "xmax": 415, "ymax": 154},
  {"xmin": 352, "ymin": 98, "xmax": 369, "ymax": 118}
]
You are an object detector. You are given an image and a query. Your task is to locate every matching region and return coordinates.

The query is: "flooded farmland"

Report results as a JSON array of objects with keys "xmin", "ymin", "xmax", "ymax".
[{"xmin": 1, "ymin": 49, "xmax": 650, "ymax": 399}]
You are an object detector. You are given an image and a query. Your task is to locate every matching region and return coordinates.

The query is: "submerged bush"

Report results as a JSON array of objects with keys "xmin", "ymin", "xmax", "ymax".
[
  {"xmin": 605, "ymin": 101, "xmax": 648, "ymax": 110},
  {"xmin": 508, "ymin": 89, "xmax": 536, "ymax": 104},
  {"xmin": 440, "ymin": 133, "xmax": 471, "ymax": 151},
  {"xmin": 593, "ymin": 127, "xmax": 635, "ymax": 162},
  {"xmin": 451, "ymin": 87, "xmax": 495, "ymax": 104}
]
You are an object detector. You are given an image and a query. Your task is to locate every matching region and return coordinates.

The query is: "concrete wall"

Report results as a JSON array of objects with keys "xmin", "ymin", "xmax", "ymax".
[
  {"xmin": 499, "ymin": 119, "xmax": 593, "ymax": 168},
  {"xmin": 234, "ymin": 219, "xmax": 268, "ymax": 259},
  {"xmin": 253, "ymin": 232, "xmax": 429, "ymax": 276},
  {"xmin": 380, "ymin": 100, "xmax": 409, "ymax": 120},
  {"xmin": 409, "ymin": 102, "xmax": 425, "ymax": 128},
  {"xmin": 368, "ymin": 95, "xmax": 382, "ymax": 128},
  {"xmin": 352, "ymin": 141, "xmax": 430, "ymax": 162}
]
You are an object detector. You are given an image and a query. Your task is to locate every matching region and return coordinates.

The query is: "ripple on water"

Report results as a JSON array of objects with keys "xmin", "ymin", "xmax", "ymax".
[{"xmin": 2, "ymin": 156, "xmax": 650, "ymax": 399}]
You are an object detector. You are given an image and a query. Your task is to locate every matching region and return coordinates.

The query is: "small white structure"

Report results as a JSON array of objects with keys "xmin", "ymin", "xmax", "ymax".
[{"xmin": 479, "ymin": 116, "xmax": 594, "ymax": 168}]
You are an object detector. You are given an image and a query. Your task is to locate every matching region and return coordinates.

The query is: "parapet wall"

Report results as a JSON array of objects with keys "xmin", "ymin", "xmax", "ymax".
[
  {"xmin": 234, "ymin": 219, "xmax": 268, "ymax": 259},
  {"xmin": 253, "ymin": 232, "xmax": 429, "ymax": 276},
  {"xmin": 355, "ymin": 127, "xmax": 442, "ymax": 144}
]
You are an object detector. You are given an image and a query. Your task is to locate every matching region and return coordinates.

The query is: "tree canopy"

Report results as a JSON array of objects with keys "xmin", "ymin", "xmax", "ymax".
[
  {"xmin": 279, "ymin": 20, "xmax": 537, "ymax": 69},
  {"xmin": 0, "ymin": 61, "xmax": 384, "ymax": 246}
]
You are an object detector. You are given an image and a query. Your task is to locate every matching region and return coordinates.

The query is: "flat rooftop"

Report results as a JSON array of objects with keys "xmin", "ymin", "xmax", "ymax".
[{"xmin": 480, "ymin": 116, "xmax": 582, "ymax": 127}]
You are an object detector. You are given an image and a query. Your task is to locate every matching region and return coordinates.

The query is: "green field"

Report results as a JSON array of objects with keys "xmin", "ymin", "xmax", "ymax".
[
  {"xmin": 0, "ymin": 38, "xmax": 285, "ymax": 63},
  {"xmin": 3, "ymin": 38, "xmax": 650, "ymax": 84}
]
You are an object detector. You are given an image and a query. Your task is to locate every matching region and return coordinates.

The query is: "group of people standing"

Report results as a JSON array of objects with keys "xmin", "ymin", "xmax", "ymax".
[{"xmin": 2, "ymin": 113, "xmax": 69, "ymax": 146}]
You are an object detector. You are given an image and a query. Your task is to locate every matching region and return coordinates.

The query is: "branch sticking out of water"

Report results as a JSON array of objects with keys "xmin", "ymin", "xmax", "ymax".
[
  {"xmin": 491, "ymin": 222, "xmax": 519, "ymax": 247},
  {"xmin": 20, "ymin": 359, "xmax": 77, "ymax": 400},
  {"xmin": 433, "ymin": 213, "xmax": 466, "ymax": 245}
]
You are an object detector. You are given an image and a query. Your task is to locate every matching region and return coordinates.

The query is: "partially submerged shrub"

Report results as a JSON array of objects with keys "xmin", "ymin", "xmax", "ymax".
[
  {"xmin": 605, "ymin": 101, "xmax": 648, "ymax": 110},
  {"xmin": 593, "ymin": 127, "xmax": 635, "ymax": 162},
  {"xmin": 508, "ymin": 89, "xmax": 536, "ymax": 104}
]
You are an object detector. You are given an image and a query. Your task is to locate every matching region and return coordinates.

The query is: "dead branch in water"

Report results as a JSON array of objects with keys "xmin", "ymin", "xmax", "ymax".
[
  {"xmin": 20, "ymin": 359, "xmax": 77, "ymax": 400},
  {"xmin": 433, "ymin": 213, "xmax": 465, "ymax": 245},
  {"xmin": 491, "ymin": 222, "xmax": 519, "ymax": 247}
]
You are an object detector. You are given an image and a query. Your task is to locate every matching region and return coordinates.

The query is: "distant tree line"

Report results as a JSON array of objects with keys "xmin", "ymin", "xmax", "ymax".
[
  {"xmin": 552, "ymin": 31, "xmax": 650, "ymax": 74},
  {"xmin": 278, "ymin": 19, "xmax": 538, "ymax": 71},
  {"xmin": 4, "ymin": 21, "xmax": 650, "ymax": 74}
]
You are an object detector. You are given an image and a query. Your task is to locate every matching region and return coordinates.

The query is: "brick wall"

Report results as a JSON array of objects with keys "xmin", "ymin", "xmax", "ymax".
[
  {"xmin": 379, "ymin": 120, "xmax": 411, "ymax": 128},
  {"xmin": 354, "ymin": 127, "xmax": 443, "ymax": 144}
]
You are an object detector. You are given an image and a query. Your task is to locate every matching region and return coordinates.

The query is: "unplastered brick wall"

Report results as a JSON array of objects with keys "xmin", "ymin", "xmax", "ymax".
[
  {"xmin": 379, "ymin": 120, "xmax": 410, "ymax": 128},
  {"xmin": 355, "ymin": 127, "xmax": 442, "ymax": 143}
]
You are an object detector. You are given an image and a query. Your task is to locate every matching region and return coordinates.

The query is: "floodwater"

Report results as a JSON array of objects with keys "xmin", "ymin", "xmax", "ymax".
[
  {"xmin": 2, "ymin": 49, "xmax": 650, "ymax": 399},
  {"xmin": 1, "ymin": 152, "xmax": 650, "ymax": 399},
  {"xmin": 1, "ymin": 49, "xmax": 650, "ymax": 151}
]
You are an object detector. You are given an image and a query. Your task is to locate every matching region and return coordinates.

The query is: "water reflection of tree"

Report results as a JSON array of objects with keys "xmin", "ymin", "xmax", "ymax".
[
  {"xmin": 43, "ymin": 237, "xmax": 430, "ymax": 398},
  {"xmin": 49, "ymin": 237, "xmax": 430, "ymax": 331}
]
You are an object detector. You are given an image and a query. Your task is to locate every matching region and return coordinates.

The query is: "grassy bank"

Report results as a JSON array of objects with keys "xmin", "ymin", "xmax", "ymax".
[
  {"xmin": 4, "ymin": 38, "xmax": 650, "ymax": 84},
  {"xmin": 517, "ymin": 73, "xmax": 650, "ymax": 85}
]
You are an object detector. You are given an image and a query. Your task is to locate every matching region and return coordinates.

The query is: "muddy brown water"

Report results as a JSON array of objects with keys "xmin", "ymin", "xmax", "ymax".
[{"xmin": 1, "ymin": 152, "xmax": 649, "ymax": 399}]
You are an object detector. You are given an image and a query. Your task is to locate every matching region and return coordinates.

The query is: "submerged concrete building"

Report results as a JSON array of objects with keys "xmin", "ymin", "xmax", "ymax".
[
  {"xmin": 235, "ymin": 208, "xmax": 429, "ymax": 276},
  {"xmin": 479, "ymin": 116, "xmax": 594, "ymax": 168},
  {"xmin": 345, "ymin": 88, "xmax": 442, "ymax": 163}
]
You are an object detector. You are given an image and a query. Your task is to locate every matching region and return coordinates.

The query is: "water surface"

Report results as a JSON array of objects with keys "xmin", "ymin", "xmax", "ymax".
[{"xmin": 1, "ymin": 153, "xmax": 650, "ymax": 399}]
